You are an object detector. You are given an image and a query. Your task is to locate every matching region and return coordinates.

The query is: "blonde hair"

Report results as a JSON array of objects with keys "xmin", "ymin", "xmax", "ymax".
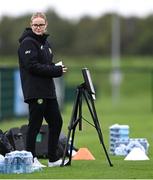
[{"xmin": 31, "ymin": 12, "xmax": 47, "ymax": 23}]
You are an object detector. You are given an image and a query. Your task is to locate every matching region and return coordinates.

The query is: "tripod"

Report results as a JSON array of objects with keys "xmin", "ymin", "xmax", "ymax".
[{"xmin": 61, "ymin": 83, "xmax": 113, "ymax": 167}]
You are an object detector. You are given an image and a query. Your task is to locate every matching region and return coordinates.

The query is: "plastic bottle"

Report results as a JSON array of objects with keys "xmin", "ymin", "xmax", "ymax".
[
  {"xmin": 5, "ymin": 153, "xmax": 13, "ymax": 174},
  {"xmin": 22, "ymin": 151, "xmax": 33, "ymax": 173},
  {"xmin": 4, "ymin": 150, "xmax": 40, "ymax": 174},
  {"xmin": 0, "ymin": 154, "xmax": 5, "ymax": 173}
]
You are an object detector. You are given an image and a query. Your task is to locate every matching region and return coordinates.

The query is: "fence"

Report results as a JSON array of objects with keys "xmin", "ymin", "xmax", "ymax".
[
  {"xmin": 64, "ymin": 67, "xmax": 153, "ymax": 113},
  {"xmin": 0, "ymin": 67, "xmax": 152, "ymax": 120},
  {"xmin": 0, "ymin": 67, "xmax": 64, "ymax": 120}
]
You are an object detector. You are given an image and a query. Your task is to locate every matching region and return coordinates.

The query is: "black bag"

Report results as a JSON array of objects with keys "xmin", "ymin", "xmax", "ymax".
[
  {"xmin": 6, "ymin": 127, "xmax": 25, "ymax": 151},
  {"xmin": 35, "ymin": 124, "xmax": 48, "ymax": 158},
  {"xmin": 20, "ymin": 124, "xmax": 28, "ymax": 149},
  {"xmin": 57, "ymin": 132, "xmax": 68, "ymax": 158},
  {"xmin": 20, "ymin": 124, "xmax": 69, "ymax": 158},
  {"xmin": 0, "ymin": 129, "xmax": 14, "ymax": 156},
  {"xmin": 20, "ymin": 124, "xmax": 48, "ymax": 158}
]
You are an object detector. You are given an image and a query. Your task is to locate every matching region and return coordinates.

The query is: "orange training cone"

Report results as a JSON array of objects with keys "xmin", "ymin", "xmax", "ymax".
[{"xmin": 72, "ymin": 147, "xmax": 95, "ymax": 160}]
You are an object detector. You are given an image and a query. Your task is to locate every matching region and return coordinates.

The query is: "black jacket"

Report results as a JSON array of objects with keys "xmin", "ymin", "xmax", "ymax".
[{"xmin": 18, "ymin": 28, "xmax": 63, "ymax": 102}]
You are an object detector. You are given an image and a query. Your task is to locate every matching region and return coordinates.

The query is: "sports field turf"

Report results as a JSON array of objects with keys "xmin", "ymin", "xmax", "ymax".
[{"xmin": 0, "ymin": 56, "xmax": 152, "ymax": 178}]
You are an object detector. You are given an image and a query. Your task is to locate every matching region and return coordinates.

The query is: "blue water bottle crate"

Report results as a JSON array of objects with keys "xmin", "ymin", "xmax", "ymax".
[{"xmin": 4, "ymin": 150, "xmax": 34, "ymax": 174}]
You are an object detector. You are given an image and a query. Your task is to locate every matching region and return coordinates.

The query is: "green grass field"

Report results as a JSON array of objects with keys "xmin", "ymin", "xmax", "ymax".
[{"xmin": 0, "ymin": 56, "xmax": 153, "ymax": 179}]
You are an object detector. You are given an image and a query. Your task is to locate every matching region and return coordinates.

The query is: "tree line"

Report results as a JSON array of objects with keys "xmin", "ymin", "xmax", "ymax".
[{"xmin": 1, "ymin": 9, "xmax": 153, "ymax": 57}]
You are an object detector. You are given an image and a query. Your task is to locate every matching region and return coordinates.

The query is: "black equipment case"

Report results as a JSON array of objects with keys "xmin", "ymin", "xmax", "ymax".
[{"xmin": 6, "ymin": 127, "xmax": 25, "ymax": 151}]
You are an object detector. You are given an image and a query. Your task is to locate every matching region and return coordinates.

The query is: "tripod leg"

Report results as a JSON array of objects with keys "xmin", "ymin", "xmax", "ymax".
[
  {"xmin": 91, "ymin": 100, "xmax": 113, "ymax": 166},
  {"xmin": 61, "ymin": 127, "xmax": 72, "ymax": 166},
  {"xmin": 67, "ymin": 126, "xmax": 77, "ymax": 165},
  {"xmin": 61, "ymin": 87, "xmax": 82, "ymax": 166},
  {"xmin": 83, "ymin": 92, "xmax": 113, "ymax": 167}
]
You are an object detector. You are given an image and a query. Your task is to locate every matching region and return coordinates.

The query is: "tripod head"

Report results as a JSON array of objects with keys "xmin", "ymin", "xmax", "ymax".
[{"xmin": 82, "ymin": 68, "xmax": 96, "ymax": 100}]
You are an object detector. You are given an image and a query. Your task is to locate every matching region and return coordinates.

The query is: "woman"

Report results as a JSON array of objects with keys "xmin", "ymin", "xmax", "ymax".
[{"xmin": 18, "ymin": 12, "xmax": 67, "ymax": 167}]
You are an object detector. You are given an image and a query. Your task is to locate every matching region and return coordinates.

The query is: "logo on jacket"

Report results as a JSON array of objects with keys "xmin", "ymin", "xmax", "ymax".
[
  {"xmin": 40, "ymin": 45, "xmax": 44, "ymax": 50},
  {"xmin": 37, "ymin": 99, "xmax": 43, "ymax": 104},
  {"xmin": 25, "ymin": 50, "xmax": 31, "ymax": 54},
  {"xmin": 49, "ymin": 48, "xmax": 52, "ymax": 54}
]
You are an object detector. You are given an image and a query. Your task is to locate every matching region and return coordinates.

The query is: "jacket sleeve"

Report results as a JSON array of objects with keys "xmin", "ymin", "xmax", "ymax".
[{"xmin": 18, "ymin": 40, "xmax": 63, "ymax": 78}]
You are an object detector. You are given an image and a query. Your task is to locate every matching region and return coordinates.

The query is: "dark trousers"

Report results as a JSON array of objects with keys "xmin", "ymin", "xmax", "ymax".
[{"xmin": 26, "ymin": 98, "xmax": 63, "ymax": 162}]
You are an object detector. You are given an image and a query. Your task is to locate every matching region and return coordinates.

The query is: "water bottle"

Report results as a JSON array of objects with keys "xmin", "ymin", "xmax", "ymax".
[
  {"xmin": 4, "ymin": 150, "xmax": 40, "ymax": 174},
  {"xmin": 13, "ymin": 150, "xmax": 33, "ymax": 174},
  {"xmin": 0, "ymin": 154, "xmax": 5, "ymax": 173},
  {"xmin": 22, "ymin": 151, "xmax": 33, "ymax": 173},
  {"xmin": 5, "ymin": 153, "xmax": 13, "ymax": 174},
  {"xmin": 12, "ymin": 157, "xmax": 18, "ymax": 174}
]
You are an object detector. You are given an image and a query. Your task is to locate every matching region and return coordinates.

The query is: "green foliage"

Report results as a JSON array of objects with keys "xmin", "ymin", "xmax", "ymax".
[
  {"xmin": 47, "ymin": 10, "xmax": 76, "ymax": 55},
  {"xmin": 121, "ymin": 16, "xmax": 153, "ymax": 55},
  {"xmin": 72, "ymin": 15, "xmax": 112, "ymax": 55},
  {"xmin": 1, "ymin": 11, "xmax": 153, "ymax": 57}
]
